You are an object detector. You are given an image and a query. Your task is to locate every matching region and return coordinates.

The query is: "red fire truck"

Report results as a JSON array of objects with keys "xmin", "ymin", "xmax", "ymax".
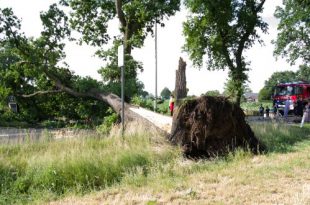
[{"xmin": 273, "ymin": 81, "xmax": 310, "ymax": 111}]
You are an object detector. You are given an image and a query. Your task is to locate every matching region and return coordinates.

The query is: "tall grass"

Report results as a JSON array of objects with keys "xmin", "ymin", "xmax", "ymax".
[
  {"xmin": 0, "ymin": 127, "xmax": 181, "ymax": 204},
  {"xmin": 1, "ymin": 122, "xmax": 310, "ymax": 204},
  {"xmin": 250, "ymin": 122, "xmax": 310, "ymax": 153}
]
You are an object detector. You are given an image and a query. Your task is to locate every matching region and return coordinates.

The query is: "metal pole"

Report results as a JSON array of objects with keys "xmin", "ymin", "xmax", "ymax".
[
  {"xmin": 154, "ymin": 21, "xmax": 158, "ymax": 112},
  {"xmin": 118, "ymin": 44, "xmax": 125, "ymax": 137},
  {"xmin": 121, "ymin": 64, "xmax": 125, "ymax": 136}
]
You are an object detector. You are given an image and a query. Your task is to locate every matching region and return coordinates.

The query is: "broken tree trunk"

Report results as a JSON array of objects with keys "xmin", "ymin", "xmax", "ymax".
[{"xmin": 174, "ymin": 57, "xmax": 187, "ymax": 106}]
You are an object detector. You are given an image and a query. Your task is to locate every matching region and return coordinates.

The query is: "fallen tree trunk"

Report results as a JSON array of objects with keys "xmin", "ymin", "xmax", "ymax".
[{"xmin": 35, "ymin": 68, "xmax": 169, "ymax": 135}]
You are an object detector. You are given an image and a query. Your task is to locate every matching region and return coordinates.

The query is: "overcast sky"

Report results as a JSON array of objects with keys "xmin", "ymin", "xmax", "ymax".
[{"xmin": 0, "ymin": 0, "xmax": 299, "ymax": 95}]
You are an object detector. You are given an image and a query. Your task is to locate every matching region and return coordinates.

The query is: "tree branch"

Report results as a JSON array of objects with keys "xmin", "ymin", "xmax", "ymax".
[
  {"xmin": 256, "ymin": 0, "xmax": 266, "ymax": 13},
  {"xmin": 115, "ymin": 0, "xmax": 126, "ymax": 28},
  {"xmin": 235, "ymin": 0, "xmax": 266, "ymax": 69},
  {"xmin": 219, "ymin": 30, "xmax": 235, "ymax": 70},
  {"xmin": 19, "ymin": 90, "xmax": 63, "ymax": 98}
]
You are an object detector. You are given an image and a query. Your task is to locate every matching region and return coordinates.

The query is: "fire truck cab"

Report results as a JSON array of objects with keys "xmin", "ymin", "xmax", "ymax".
[{"xmin": 273, "ymin": 81, "xmax": 310, "ymax": 111}]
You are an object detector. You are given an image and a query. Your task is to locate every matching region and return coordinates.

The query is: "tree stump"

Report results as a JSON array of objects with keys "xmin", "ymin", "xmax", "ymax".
[{"xmin": 169, "ymin": 96, "xmax": 265, "ymax": 157}]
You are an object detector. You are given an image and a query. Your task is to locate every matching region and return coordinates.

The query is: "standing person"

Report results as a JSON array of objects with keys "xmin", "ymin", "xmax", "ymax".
[
  {"xmin": 169, "ymin": 94, "xmax": 175, "ymax": 116},
  {"xmin": 300, "ymin": 100, "xmax": 310, "ymax": 128},
  {"xmin": 284, "ymin": 97, "xmax": 290, "ymax": 119},
  {"xmin": 259, "ymin": 104, "xmax": 264, "ymax": 117},
  {"xmin": 273, "ymin": 103, "xmax": 278, "ymax": 114},
  {"xmin": 265, "ymin": 106, "xmax": 270, "ymax": 118},
  {"xmin": 295, "ymin": 97, "xmax": 303, "ymax": 117}
]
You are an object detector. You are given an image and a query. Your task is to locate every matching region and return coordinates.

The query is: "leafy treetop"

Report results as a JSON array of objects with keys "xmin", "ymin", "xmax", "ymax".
[{"xmin": 183, "ymin": 0, "xmax": 267, "ymax": 105}]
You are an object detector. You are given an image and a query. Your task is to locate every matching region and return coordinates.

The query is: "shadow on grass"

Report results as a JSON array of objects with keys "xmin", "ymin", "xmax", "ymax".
[{"xmin": 250, "ymin": 122, "xmax": 310, "ymax": 153}]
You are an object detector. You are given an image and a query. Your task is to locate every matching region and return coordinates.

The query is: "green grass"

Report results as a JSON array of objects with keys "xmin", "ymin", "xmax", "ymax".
[
  {"xmin": 0, "ymin": 122, "xmax": 310, "ymax": 204},
  {"xmin": 0, "ymin": 131, "xmax": 180, "ymax": 204},
  {"xmin": 250, "ymin": 122, "xmax": 310, "ymax": 153}
]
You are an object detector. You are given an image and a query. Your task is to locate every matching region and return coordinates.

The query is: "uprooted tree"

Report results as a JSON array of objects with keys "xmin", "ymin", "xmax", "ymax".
[{"xmin": 169, "ymin": 95, "xmax": 265, "ymax": 157}]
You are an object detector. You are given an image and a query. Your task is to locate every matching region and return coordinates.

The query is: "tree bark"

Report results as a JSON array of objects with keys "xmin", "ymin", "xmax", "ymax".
[{"xmin": 174, "ymin": 57, "xmax": 187, "ymax": 106}]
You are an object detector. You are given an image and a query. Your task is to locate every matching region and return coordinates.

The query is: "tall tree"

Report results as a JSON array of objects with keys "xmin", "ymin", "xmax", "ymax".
[
  {"xmin": 61, "ymin": 0, "xmax": 180, "ymax": 83},
  {"xmin": 273, "ymin": 0, "xmax": 310, "ymax": 66},
  {"xmin": 183, "ymin": 0, "xmax": 267, "ymax": 105}
]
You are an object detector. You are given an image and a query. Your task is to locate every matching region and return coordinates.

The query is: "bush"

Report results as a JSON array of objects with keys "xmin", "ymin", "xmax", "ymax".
[
  {"xmin": 96, "ymin": 108, "xmax": 118, "ymax": 135},
  {"xmin": 39, "ymin": 120, "xmax": 66, "ymax": 129}
]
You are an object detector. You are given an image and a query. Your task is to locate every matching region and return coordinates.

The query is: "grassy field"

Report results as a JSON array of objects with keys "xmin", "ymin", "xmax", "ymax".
[{"xmin": 0, "ymin": 123, "xmax": 309, "ymax": 204}]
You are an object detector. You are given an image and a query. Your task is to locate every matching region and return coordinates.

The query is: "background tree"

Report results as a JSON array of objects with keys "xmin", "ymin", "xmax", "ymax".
[
  {"xmin": 296, "ymin": 65, "xmax": 310, "ymax": 82},
  {"xmin": 160, "ymin": 87, "xmax": 171, "ymax": 99},
  {"xmin": 183, "ymin": 0, "xmax": 267, "ymax": 105},
  {"xmin": 258, "ymin": 71, "xmax": 296, "ymax": 101},
  {"xmin": 204, "ymin": 90, "xmax": 221, "ymax": 96},
  {"xmin": 273, "ymin": 0, "xmax": 310, "ymax": 66}
]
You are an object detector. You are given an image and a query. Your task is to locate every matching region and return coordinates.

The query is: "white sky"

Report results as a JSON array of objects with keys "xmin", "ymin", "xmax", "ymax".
[{"xmin": 0, "ymin": 0, "xmax": 299, "ymax": 95}]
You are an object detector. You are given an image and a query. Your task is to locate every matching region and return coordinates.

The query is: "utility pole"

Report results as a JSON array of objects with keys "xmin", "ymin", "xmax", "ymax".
[
  {"xmin": 154, "ymin": 20, "xmax": 158, "ymax": 112},
  {"xmin": 118, "ymin": 44, "xmax": 125, "ymax": 136}
]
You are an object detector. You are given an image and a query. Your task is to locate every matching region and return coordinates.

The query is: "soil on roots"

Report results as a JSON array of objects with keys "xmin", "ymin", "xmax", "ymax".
[{"xmin": 168, "ymin": 96, "xmax": 265, "ymax": 158}]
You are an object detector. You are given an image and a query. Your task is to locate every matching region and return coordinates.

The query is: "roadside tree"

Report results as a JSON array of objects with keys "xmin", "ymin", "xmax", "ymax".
[{"xmin": 183, "ymin": 0, "xmax": 267, "ymax": 105}]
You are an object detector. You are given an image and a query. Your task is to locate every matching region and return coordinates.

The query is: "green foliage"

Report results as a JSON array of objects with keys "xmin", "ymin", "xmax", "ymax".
[
  {"xmin": 296, "ymin": 64, "xmax": 310, "ymax": 82},
  {"xmin": 62, "ymin": 0, "xmax": 180, "ymax": 95},
  {"xmin": 160, "ymin": 87, "xmax": 172, "ymax": 99},
  {"xmin": 131, "ymin": 96, "xmax": 170, "ymax": 115},
  {"xmin": 96, "ymin": 108, "xmax": 118, "ymax": 135},
  {"xmin": 273, "ymin": 0, "xmax": 310, "ymax": 66},
  {"xmin": 258, "ymin": 86, "xmax": 271, "ymax": 101},
  {"xmin": 204, "ymin": 90, "xmax": 221, "ymax": 96},
  {"xmin": 62, "ymin": 0, "xmax": 180, "ymax": 48},
  {"xmin": 183, "ymin": 0, "xmax": 267, "ymax": 104},
  {"xmin": 223, "ymin": 78, "xmax": 251, "ymax": 103},
  {"xmin": 39, "ymin": 120, "xmax": 66, "ymax": 129},
  {"xmin": 241, "ymin": 101, "xmax": 272, "ymax": 115},
  {"xmin": 0, "ymin": 7, "xmax": 111, "ymax": 127}
]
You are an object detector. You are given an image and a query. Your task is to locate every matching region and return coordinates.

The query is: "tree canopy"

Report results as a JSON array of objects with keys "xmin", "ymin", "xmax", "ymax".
[
  {"xmin": 0, "ymin": 7, "xmax": 110, "ymax": 125},
  {"xmin": 183, "ymin": 0, "xmax": 267, "ymax": 105},
  {"xmin": 273, "ymin": 0, "xmax": 310, "ymax": 66},
  {"xmin": 61, "ymin": 0, "xmax": 180, "ymax": 84}
]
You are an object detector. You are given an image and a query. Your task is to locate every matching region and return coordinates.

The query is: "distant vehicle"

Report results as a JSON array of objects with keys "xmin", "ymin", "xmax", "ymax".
[{"xmin": 273, "ymin": 81, "xmax": 310, "ymax": 111}]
